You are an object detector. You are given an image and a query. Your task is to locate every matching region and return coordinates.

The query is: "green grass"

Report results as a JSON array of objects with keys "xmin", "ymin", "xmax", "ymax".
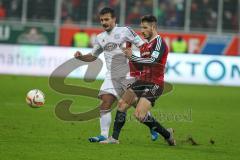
[{"xmin": 0, "ymin": 75, "xmax": 239, "ymax": 160}]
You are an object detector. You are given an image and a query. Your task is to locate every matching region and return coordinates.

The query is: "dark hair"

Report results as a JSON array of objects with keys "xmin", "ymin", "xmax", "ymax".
[
  {"xmin": 99, "ymin": 7, "xmax": 115, "ymax": 18},
  {"xmin": 141, "ymin": 15, "xmax": 157, "ymax": 23}
]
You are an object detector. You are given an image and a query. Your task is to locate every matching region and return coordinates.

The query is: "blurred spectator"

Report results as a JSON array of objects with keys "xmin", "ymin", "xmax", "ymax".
[
  {"xmin": 155, "ymin": 0, "xmax": 185, "ymax": 28},
  {"xmin": 27, "ymin": 0, "xmax": 55, "ymax": 21},
  {"xmin": 61, "ymin": 0, "xmax": 72, "ymax": 20},
  {"xmin": 72, "ymin": 30, "xmax": 90, "ymax": 47},
  {"xmin": 62, "ymin": 16, "xmax": 75, "ymax": 26},
  {"xmin": 92, "ymin": 0, "xmax": 120, "ymax": 25},
  {"xmin": 0, "ymin": 1, "xmax": 6, "ymax": 19},
  {"xmin": 126, "ymin": 2, "xmax": 141, "ymax": 25},
  {"xmin": 17, "ymin": 27, "xmax": 48, "ymax": 45},
  {"xmin": 222, "ymin": 0, "xmax": 239, "ymax": 32},
  {"xmin": 155, "ymin": 1, "xmax": 167, "ymax": 26},
  {"xmin": 125, "ymin": 0, "xmax": 153, "ymax": 25},
  {"xmin": 0, "ymin": 0, "xmax": 22, "ymax": 20},
  {"xmin": 171, "ymin": 36, "xmax": 188, "ymax": 53},
  {"xmin": 6, "ymin": 0, "xmax": 22, "ymax": 19},
  {"xmin": 61, "ymin": 0, "xmax": 88, "ymax": 23},
  {"xmin": 109, "ymin": 0, "xmax": 120, "ymax": 16},
  {"xmin": 190, "ymin": 0, "xmax": 218, "ymax": 30},
  {"xmin": 126, "ymin": 0, "xmax": 153, "ymax": 25}
]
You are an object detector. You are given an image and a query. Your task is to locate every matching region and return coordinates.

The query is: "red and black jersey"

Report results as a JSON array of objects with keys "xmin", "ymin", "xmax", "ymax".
[{"xmin": 129, "ymin": 35, "xmax": 169, "ymax": 86}]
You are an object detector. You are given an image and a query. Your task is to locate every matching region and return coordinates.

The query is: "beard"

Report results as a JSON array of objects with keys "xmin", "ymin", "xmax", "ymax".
[
  {"xmin": 102, "ymin": 24, "xmax": 113, "ymax": 32},
  {"xmin": 144, "ymin": 33, "xmax": 152, "ymax": 41}
]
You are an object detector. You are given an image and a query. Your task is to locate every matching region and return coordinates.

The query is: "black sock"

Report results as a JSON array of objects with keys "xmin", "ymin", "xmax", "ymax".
[
  {"xmin": 143, "ymin": 115, "xmax": 170, "ymax": 139},
  {"xmin": 112, "ymin": 110, "xmax": 126, "ymax": 140}
]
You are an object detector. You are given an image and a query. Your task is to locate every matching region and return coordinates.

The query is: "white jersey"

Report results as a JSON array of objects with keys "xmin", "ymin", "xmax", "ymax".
[{"xmin": 90, "ymin": 26, "xmax": 144, "ymax": 79}]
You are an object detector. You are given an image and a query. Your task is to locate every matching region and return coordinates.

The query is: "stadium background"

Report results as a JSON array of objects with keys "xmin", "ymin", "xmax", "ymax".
[
  {"xmin": 0, "ymin": 0, "xmax": 239, "ymax": 55},
  {"xmin": 0, "ymin": 0, "xmax": 239, "ymax": 160}
]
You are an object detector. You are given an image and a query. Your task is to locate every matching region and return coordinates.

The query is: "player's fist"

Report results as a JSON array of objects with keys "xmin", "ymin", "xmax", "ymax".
[
  {"xmin": 141, "ymin": 52, "xmax": 150, "ymax": 56},
  {"xmin": 122, "ymin": 47, "xmax": 132, "ymax": 58},
  {"xmin": 74, "ymin": 51, "xmax": 82, "ymax": 58}
]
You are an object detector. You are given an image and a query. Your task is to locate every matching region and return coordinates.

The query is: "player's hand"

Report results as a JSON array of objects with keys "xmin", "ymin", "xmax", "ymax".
[
  {"xmin": 141, "ymin": 52, "xmax": 150, "ymax": 56},
  {"xmin": 74, "ymin": 51, "xmax": 82, "ymax": 59},
  {"xmin": 122, "ymin": 48, "xmax": 132, "ymax": 58}
]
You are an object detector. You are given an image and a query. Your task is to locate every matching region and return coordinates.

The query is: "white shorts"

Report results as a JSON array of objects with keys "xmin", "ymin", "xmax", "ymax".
[{"xmin": 98, "ymin": 77, "xmax": 136, "ymax": 99}]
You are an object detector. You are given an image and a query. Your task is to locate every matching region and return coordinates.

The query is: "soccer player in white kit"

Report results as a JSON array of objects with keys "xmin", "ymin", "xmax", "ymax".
[{"xmin": 74, "ymin": 7, "xmax": 158, "ymax": 142}]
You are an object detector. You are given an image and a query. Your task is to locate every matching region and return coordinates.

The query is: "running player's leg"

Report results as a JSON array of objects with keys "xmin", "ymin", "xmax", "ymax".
[
  {"xmin": 88, "ymin": 94, "xmax": 116, "ymax": 142},
  {"xmin": 89, "ymin": 78, "xmax": 119, "ymax": 142},
  {"xmin": 135, "ymin": 87, "xmax": 176, "ymax": 146},
  {"xmin": 100, "ymin": 88, "xmax": 137, "ymax": 144},
  {"xmin": 100, "ymin": 94, "xmax": 116, "ymax": 136},
  {"xmin": 128, "ymin": 80, "xmax": 159, "ymax": 141},
  {"xmin": 111, "ymin": 89, "xmax": 137, "ymax": 140},
  {"xmin": 109, "ymin": 80, "xmax": 160, "ymax": 142},
  {"xmin": 135, "ymin": 97, "xmax": 170, "ymax": 140}
]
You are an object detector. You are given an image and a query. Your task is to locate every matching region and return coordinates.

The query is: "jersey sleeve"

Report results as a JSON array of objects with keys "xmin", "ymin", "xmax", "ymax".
[
  {"xmin": 125, "ymin": 27, "xmax": 144, "ymax": 47},
  {"xmin": 130, "ymin": 37, "xmax": 166, "ymax": 64},
  {"xmin": 90, "ymin": 37, "xmax": 103, "ymax": 57}
]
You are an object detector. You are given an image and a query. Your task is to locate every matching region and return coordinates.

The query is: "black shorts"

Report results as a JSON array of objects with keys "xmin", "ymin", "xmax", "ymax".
[{"xmin": 129, "ymin": 80, "xmax": 163, "ymax": 107}]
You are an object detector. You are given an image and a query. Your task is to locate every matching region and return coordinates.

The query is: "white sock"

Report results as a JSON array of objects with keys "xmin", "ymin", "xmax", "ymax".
[{"xmin": 100, "ymin": 111, "xmax": 111, "ymax": 138}]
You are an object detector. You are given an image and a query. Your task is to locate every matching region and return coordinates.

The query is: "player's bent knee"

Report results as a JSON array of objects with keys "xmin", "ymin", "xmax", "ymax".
[
  {"xmin": 100, "ymin": 94, "xmax": 116, "ymax": 110},
  {"xmin": 117, "ymin": 99, "xmax": 129, "ymax": 112},
  {"xmin": 100, "ymin": 100, "xmax": 114, "ymax": 110}
]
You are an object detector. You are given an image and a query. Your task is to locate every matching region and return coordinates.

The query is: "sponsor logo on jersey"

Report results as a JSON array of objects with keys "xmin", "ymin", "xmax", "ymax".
[
  {"xmin": 152, "ymin": 51, "xmax": 160, "ymax": 58},
  {"xmin": 114, "ymin": 34, "xmax": 120, "ymax": 39},
  {"xmin": 150, "ymin": 85, "xmax": 159, "ymax": 95},
  {"xmin": 103, "ymin": 42, "xmax": 118, "ymax": 51}
]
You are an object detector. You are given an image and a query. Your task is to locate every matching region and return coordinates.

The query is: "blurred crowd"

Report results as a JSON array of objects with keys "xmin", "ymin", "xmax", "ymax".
[
  {"xmin": 61, "ymin": 0, "xmax": 87, "ymax": 23},
  {"xmin": 0, "ymin": 0, "xmax": 238, "ymax": 32},
  {"xmin": 0, "ymin": 0, "xmax": 22, "ymax": 20},
  {"xmin": 27, "ymin": 0, "xmax": 55, "ymax": 21},
  {"xmin": 222, "ymin": 0, "xmax": 238, "ymax": 31},
  {"xmin": 88, "ymin": 0, "xmax": 185, "ymax": 28},
  {"xmin": 190, "ymin": 0, "xmax": 218, "ymax": 30}
]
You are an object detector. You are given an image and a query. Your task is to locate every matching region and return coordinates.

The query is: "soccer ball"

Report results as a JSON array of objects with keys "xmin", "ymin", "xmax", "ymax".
[{"xmin": 26, "ymin": 89, "xmax": 45, "ymax": 107}]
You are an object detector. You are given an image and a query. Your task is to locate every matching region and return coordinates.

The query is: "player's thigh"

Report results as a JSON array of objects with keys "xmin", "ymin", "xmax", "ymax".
[
  {"xmin": 138, "ymin": 82, "xmax": 164, "ymax": 107},
  {"xmin": 98, "ymin": 78, "xmax": 121, "ymax": 99},
  {"xmin": 98, "ymin": 78, "xmax": 120, "ymax": 110},
  {"xmin": 135, "ymin": 97, "xmax": 152, "ymax": 122},
  {"xmin": 121, "ymin": 88, "xmax": 138, "ymax": 105}
]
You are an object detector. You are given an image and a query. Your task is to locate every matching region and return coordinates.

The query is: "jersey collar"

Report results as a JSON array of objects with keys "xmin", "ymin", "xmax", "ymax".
[{"xmin": 148, "ymin": 35, "xmax": 160, "ymax": 43}]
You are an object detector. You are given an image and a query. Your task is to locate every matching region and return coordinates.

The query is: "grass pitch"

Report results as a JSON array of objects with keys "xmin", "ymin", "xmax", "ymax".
[{"xmin": 0, "ymin": 75, "xmax": 239, "ymax": 160}]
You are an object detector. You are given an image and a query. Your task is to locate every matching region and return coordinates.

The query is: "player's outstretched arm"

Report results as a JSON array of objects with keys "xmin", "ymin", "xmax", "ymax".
[
  {"xmin": 74, "ymin": 51, "xmax": 97, "ymax": 62},
  {"xmin": 122, "ymin": 48, "xmax": 161, "ymax": 65}
]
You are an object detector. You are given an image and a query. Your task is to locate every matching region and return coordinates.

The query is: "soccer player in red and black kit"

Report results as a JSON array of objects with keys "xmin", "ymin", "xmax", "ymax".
[{"xmin": 101, "ymin": 15, "xmax": 176, "ymax": 145}]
